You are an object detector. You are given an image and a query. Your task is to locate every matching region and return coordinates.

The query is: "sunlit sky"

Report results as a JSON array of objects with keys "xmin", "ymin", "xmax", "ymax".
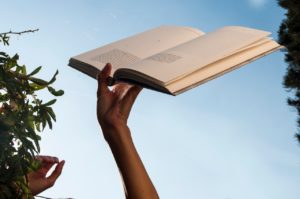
[{"xmin": 1, "ymin": 0, "xmax": 300, "ymax": 198}]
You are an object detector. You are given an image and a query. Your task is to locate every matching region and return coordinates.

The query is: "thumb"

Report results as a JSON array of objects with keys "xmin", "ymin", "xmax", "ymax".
[
  {"xmin": 97, "ymin": 63, "xmax": 112, "ymax": 98},
  {"xmin": 46, "ymin": 160, "xmax": 65, "ymax": 188}
]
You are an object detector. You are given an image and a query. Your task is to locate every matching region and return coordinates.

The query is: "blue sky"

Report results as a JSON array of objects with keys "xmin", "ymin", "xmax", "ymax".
[{"xmin": 1, "ymin": 0, "xmax": 300, "ymax": 198}]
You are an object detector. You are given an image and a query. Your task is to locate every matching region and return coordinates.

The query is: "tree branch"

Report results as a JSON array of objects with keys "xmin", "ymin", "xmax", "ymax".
[{"xmin": 0, "ymin": 29, "xmax": 39, "ymax": 36}]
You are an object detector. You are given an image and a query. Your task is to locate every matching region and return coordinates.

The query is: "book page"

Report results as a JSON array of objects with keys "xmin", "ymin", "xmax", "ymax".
[
  {"xmin": 125, "ymin": 26, "xmax": 271, "ymax": 84},
  {"xmin": 71, "ymin": 26, "xmax": 204, "ymax": 74},
  {"xmin": 166, "ymin": 40, "xmax": 281, "ymax": 94}
]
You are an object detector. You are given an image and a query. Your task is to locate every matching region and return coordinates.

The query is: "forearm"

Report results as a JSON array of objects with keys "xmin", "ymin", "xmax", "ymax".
[{"xmin": 104, "ymin": 125, "xmax": 159, "ymax": 199}]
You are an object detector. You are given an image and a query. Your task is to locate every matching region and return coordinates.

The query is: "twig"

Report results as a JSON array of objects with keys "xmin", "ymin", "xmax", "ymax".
[
  {"xmin": 0, "ymin": 29, "xmax": 39, "ymax": 36},
  {"xmin": 35, "ymin": 195, "xmax": 75, "ymax": 199}
]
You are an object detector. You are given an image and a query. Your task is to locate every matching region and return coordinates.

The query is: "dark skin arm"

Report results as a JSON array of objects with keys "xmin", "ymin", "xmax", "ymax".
[
  {"xmin": 26, "ymin": 63, "xmax": 158, "ymax": 198},
  {"xmin": 97, "ymin": 63, "xmax": 159, "ymax": 199}
]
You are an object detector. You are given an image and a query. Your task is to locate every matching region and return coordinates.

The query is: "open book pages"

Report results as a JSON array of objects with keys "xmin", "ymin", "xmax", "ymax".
[
  {"xmin": 70, "ymin": 26, "xmax": 204, "ymax": 77},
  {"xmin": 166, "ymin": 40, "xmax": 282, "ymax": 95},
  {"xmin": 69, "ymin": 25, "xmax": 283, "ymax": 95}
]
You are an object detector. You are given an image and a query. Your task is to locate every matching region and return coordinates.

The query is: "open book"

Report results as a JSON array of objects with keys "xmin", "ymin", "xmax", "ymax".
[{"xmin": 69, "ymin": 25, "xmax": 282, "ymax": 95}]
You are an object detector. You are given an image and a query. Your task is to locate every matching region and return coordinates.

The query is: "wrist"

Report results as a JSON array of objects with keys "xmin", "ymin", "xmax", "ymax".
[{"xmin": 100, "ymin": 122, "xmax": 132, "ymax": 144}]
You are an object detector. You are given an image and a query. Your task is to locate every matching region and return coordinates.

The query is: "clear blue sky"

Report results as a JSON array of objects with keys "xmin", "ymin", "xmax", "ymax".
[{"xmin": 1, "ymin": 0, "xmax": 300, "ymax": 198}]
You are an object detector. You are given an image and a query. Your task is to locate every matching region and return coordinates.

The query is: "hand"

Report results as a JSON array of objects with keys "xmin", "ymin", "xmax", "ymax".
[
  {"xmin": 27, "ymin": 156, "xmax": 65, "ymax": 195},
  {"xmin": 97, "ymin": 63, "xmax": 142, "ymax": 141}
]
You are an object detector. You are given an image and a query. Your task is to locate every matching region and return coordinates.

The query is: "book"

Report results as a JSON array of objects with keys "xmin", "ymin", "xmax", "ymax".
[{"xmin": 68, "ymin": 25, "xmax": 282, "ymax": 95}]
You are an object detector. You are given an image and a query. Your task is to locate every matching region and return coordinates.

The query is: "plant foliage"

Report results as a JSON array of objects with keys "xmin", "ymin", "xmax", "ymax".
[
  {"xmin": 0, "ymin": 30, "xmax": 63, "ymax": 198},
  {"xmin": 278, "ymin": 0, "xmax": 300, "ymax": 143}
]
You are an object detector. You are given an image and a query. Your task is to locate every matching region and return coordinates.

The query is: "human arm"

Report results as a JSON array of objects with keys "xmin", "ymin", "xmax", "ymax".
[{"xmin": 97, "ymin": 63, "xmax": 159, "ymax": 199}]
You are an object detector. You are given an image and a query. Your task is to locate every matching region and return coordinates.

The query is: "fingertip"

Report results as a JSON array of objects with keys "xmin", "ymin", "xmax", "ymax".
[
  {"xmin": 103, "ymin": 63, "xmax": 112, "ymax": 74},
  {"xmin": 105, "ymin": 63, "xmax": 112, "ymax": 76},
  {"xmin": 132, "ymin": 85, "xmax": 143, "ymax": 95},
  {"xmin": 98, "ymin": 63, "xmax": 111, "ymax": 83},
  {"xmin": 106, "ymin": 62, "xmax": 112, "ymax": 68},
  {"xmin": 136, "ymin": 85, "xmax": 143, "ymax": 92},
  {"xmin": 55, "ymin": 161, "xmax": 65, "ymax": 173},
  {"xmin": 58, "ymin": 161, "xmax": 65, "ymax": 171}
]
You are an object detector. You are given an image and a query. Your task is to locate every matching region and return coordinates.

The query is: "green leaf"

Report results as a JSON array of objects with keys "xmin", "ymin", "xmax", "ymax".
[
  {"xmin": 27, "ymin": 66, "xmax": 42, "ymax": 77},
  {"xmin": 46, "ymin": 107, "xmax": 56, "ymax": 121},
  {"xmin": 43, "ymin": 99, "xmax": 56, "ymax": 106},
  {"xmin": 21, "ymin": 65, "xmax": 27, "ymax": 75},
  {"xmin": 0, "ymin": 93, "xmax": 9, "ymax": 102},
  {"xmin": 45, "ymin": 114, "xmax": 52, "ymax": 129},
  {"xmin": 0, "ymin": 51, "xmax": 8, "ymax": 56},
  {"xmin": 27, "ymin": 115, "xmax": 35, "ymax": 130},
  {"xmin": 42, "ymin": 118, "xmax": 46, "ymax": 130},
  {"xmin": 48, "ymin": 70, "xmax": 58, "ymax": 84},
  {"xmin": 47, "ymin": 86, "xmax": 64, "ymax": 96},
  {"xmin": 32, "ymin": 133, "xmax": 41, "ymax": 153},
  {"xmin": 29, "ymin": 83, "xmax": 46, "ymax": 91},
  {"xmin": 15, "ymin": 65, "xmax": 22, "ymax": 74},
  {"xmin": 35, "ymin": 122, "xmax": 41, "ymax": 132},
  {"xmin": 29, "ymin": 77, "xmax": 48, "ymax": 86},
  {"xmin": 5, "ymin": 54, "xmax": 18, "ymax": 69}
]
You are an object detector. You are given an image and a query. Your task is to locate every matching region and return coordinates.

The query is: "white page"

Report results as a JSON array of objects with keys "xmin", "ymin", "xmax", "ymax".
[
  {"xmin": 71, "ymin": 26, "xmax": 204, "ymax": 74},
  {"xmin": 166, "ymin": 40, "xmax": 281, "ymax": 94},
  {"xmin": 125, "ymin": 26, "xmax": 271, "ymax": 83},
  {"xmin": 227, "ymin": 37, "xmax": 271, "ymax": 56}
]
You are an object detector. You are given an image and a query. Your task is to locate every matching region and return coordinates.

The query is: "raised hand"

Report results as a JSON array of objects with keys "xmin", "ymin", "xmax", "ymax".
[{"xmin": 97, "ymin": 63, "xmax": 142, "ymax": 141}]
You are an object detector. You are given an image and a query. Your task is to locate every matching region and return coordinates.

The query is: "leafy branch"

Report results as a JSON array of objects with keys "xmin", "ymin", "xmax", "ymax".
[{"xmin": 0, "ymin": 30, "xmax": 63, "ymax": 198}]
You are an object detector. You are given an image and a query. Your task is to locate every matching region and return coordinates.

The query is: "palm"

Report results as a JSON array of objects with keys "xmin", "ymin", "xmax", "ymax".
[
  {"xmin": 27, "ymin": 156, "xmax": 65, "ymax": 195},
  {"xmin": 97, "ymin": 64, "xmax": 142, "ymax": 130},
  {"xmin": 97, "ymin": 83, "xmax": 131, "ymax": 125}
]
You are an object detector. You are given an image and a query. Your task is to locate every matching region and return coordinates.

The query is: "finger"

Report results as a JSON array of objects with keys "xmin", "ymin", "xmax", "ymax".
[
  {"xmin": 97, "ymin": 63, "xmax": 112, "ymax": 98},
  {"xmin": 35, "ymin": 156, "xmax": 59, "ymax": 174},
  {"xmin": 43, "ymin": 162, "xmax": 56, "ymax": 172},
  {"xmin": 121, "ymin": 85, "xmax": 142, "ymax": 116},
  {"xmin": 112, "ymin": 83, "xmax": 131, "ymax": 99},
  {"xmin": 46, "ymin": 160, "xmax": 65, "ymax": 187},
  {"xmin": 35, "ymin": 163, "xmax": 55, "ymax": 176},
  {"xmin": 36, "ymin": 156, "xmax": 59, "ymax": 164}
]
